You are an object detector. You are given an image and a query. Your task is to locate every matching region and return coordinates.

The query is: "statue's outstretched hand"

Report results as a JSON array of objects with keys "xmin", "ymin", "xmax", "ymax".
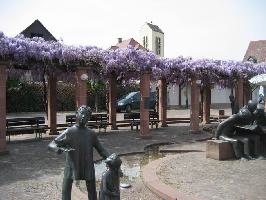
[{"xmin": 63, "ymin": 147, "xmax": 75, "ymax": 152}]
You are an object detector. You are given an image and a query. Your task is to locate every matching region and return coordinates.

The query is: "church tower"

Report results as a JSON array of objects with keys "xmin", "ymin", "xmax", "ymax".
[{"xmin": 139, "ymin": 22, "xmax": 164, "ymax": 57}]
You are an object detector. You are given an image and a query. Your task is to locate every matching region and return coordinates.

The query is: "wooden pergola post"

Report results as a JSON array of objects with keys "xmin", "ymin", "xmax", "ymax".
[
  {"xmin": 202, "ymin": 84, "xmax": 211, "ymax": 124},
  {"xmin": 0, "ymin": 65, "xmax": 8, "ymax": 155},
  {"xmin": 140, "ymin": 71, "xmax": 151, "ymax": 138},
  {"xmin": 47, "ymin": 73, "xmax": 57, "ymax": 135},
  {"xmin": 189, "ymin": 77, "xmax": 200, "ymax": 134},
  {"xmin": 75, "ymin": 68, "xmax": 88, "ymax": 108},
  {"xmin": 108, "ymin": 74, "xmax": 117, "ymax": 130},
  {"xmin": 158, "ymin": 78, "xmax": 168, "ymax": 127}
]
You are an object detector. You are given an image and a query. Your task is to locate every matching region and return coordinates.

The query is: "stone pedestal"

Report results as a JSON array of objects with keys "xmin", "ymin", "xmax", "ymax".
[{"xmin": 206, "ymin": 140, "xmax": 235, "ymax": 160}]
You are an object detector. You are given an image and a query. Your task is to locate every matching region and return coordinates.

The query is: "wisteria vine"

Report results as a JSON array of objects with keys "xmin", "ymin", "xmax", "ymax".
[{"xmin": 1, "ymin": 30, "xmax": 266, "ymax": 86}]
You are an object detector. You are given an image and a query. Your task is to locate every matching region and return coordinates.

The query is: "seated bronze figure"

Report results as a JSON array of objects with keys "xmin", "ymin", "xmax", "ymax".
[
  {"xmin": 215, "ymin": 100, "xmax": 265, "ymax": 160},
  {"xmin": 48, "ymin": 106, "xmax": 110, "ymax": 200}
]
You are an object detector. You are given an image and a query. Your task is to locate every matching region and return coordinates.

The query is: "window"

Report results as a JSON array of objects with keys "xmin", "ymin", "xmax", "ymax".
[
  {"xmin": 247, "ymin": 56, "xmax": 257, "ymax": 64},
  {"xmin": 143, "ymin": 36, "xmax": 148, "ymax": 48},
  {"xmin": 155, "ymin": 37, "xmax": 161, "ymax": 55}
]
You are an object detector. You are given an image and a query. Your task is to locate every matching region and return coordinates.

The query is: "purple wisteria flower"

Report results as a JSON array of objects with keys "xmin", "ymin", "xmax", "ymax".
[{"xmin": 1, "ymin": 30, "xmax": 266, "ymax": 85}]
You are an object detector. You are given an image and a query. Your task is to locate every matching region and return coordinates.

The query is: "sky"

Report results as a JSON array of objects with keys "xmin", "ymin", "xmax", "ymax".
[{"xmin": 0, "ymin": 0, "xmax": 266, "ymax": 61}]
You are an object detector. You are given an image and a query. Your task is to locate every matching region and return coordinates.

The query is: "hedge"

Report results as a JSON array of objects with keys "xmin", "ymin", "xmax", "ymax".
[{"xmin": 6, "ymin": 81, "xmax": 139, "ymax": 113}]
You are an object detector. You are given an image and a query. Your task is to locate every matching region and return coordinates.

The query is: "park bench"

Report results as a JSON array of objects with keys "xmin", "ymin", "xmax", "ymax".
[
  {"xmin": 166, "ymin": 117, "xmax": 191, "ymax": 124},
  {"xmin": 210, "ymin": 115, "xmax": 229, "ymax": 122},
  {"xmin": 66, "ymin": 113, "xmax": 112, "ymax": 132},
  {"xmin": 149, "ymin": 111, "xmax": 160, "ymax": 128},
  {"xmin": 6, "ymin": 117, "xmax": 47, "ymax": 142},
  {"xmin": 123, "ymin": 111, "xmax": 160, "ymax": 130},
  {"xmin": 165, "ymin": 115, "xmax": 229, "ymax": 124}
]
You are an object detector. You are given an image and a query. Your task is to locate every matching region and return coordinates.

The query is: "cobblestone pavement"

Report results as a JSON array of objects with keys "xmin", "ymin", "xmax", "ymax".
[
  {"xmin": 0, "ymin": 123, "xmax": 212, "ymax": 200},
  {"xmin": 158, "ymin": 142, "xmax": 266, "ymax": 200}
]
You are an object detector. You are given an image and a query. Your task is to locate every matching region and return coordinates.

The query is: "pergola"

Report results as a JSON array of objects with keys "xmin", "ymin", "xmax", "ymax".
[{"xmin": 1, "ymin": 31, "xmax": 266, "ymax": 155}]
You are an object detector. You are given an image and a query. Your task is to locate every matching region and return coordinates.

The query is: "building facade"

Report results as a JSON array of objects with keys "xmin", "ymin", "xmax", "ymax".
[
  {"xmin": 139, "ymin": 22, "xmax": 231, "ymax": 108},
  {"xmin": 244, "ymin": 40, "xmax": 266, "ymax": 100},
  {"xmin": 139, "ymin": 22, "xmax": 164, "ymax": 57}
]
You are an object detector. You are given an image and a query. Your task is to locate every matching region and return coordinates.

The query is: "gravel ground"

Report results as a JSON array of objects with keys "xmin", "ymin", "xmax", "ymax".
[{"xmin": 158, "ymin": 142, "xmax": 266, "ymax": 200}]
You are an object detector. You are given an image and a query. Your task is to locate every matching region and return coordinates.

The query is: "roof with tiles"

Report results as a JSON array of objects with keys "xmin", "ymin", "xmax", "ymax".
[
  {"xmin": 243, "ymin": 40, "xmax": 266, "ymax": 63},
  {"xmin": 110, "ymin": 38, "xmax": 148, "ymax": 51},
  {"xmin": 20, "ymin": 19, "xmax": 57, "ymax": 41},
  {"xmin": 146, "ymin": 22, "xmax": 164, "ymax": 34}
]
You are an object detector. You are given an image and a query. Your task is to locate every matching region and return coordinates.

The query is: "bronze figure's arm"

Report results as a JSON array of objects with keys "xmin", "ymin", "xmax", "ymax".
[
  {"xmin": 93, "ymin": 133, "xmax": 110, "ymax": 159},
  {"xmin": 48, "ymin": 130, "xmax": 74, "ymax": 153}
]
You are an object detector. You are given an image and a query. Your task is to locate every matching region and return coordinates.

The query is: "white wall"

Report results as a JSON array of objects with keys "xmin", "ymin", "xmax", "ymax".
[
  {"xmin": 139, "ymin": 23, "xmax": 164, "ymax": 57},
  {"xmin": 139, "ymin": 23, "xmax": 153, "ymax": 50},
  {"xmin": 211, "ymin": 85, "xmax": 231, "ymax": 104},
  {"xmin": 152, "ymin": 31, "xmax": 164, "ymax": 57},
  {"xmin": 167, "ymin": 84, "xmax": 191, "ymax": 106},
  {"xmin": 166, "ymin": 83, "xmax": 232, "ymax": 106}
]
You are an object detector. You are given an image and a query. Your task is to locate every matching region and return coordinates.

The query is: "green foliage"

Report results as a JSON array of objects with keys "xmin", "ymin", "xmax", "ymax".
[
  {"xmin": 6, "ymin": 82, "xmax": 76, "ymax": 113},
  {"xmin": 6, "ymin": 81, "xmax": 140, "ymax": 113},
  {"xmin": 7, "ymin": 78, "xmax": 21, "ymax": 90},
  {"xmin": 86, "ymin": 80, "xmax": 106, "ymax": 93},
  {"xmin": 7, "ymin": 82, "xmax": 44, "ymax": 112}
]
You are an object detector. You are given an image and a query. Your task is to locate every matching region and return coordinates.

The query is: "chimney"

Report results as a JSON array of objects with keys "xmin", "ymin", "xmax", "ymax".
[{"xmin": 118, "ymin": 38, "xmax": 122, "ymax": 43}]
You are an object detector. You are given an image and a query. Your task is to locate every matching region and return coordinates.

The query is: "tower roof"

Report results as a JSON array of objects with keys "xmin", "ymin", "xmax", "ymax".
[
  {"xmin": 20, "ymin": 19, "xmax": 57, "ymax": 41},
  {"xmin": 146, "ymin": 22, "xmax": 164, "ymax": 34}
]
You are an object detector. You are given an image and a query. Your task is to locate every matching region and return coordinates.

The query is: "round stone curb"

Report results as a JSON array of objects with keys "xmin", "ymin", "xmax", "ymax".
[{"xmin": 142, "ymin": 155, "xmax": 199, "ymax": 200}]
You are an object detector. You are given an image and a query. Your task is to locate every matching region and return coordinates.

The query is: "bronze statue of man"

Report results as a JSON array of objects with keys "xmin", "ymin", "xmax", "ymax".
[
  {"xmin": 48, "ymin": 106, "xmax": 110, "ymax": 200},
  {"xmin": 215, "ymin": 100, "xmax": 261, "ymax": 160}
]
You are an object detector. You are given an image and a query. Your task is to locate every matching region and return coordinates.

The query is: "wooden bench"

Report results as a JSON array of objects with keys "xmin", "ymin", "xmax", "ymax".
[
  {"xmin": 210, "ymin": 115, "xmax": 229, "ymax": 123},
  {"xmin": 124, "ymin": 112, "xmax": 141, "ymax": 130},
  {"xmin": 149, "ymin": 111, "xmax": 160, "ymax": 128},
  {"xmin": 124, "ymin": 111, "xmax": 160, "ymax": 130},
  {"xmin": 6, "ymin": 117, "xmax": 47, "ymax": 142},
  {"xmin": 88, "ymin": 113, "xmax": 112, "ymax": 132},
  {"xmin": 165, "ymin": 115, "xmax": 229, "ymax": 124},
  {"xmin": 66, "ymin": 113, "xmax": 111, "ymax": 132},
  {"xmin": 166, "ymin": 117, "xmax": 191, "ymax": 124}
]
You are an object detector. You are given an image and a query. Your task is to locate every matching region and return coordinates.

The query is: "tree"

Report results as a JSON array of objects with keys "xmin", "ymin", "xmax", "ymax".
[{"xmin": 86, "ymin": 80, "xmax": 106, "ymax": 112}]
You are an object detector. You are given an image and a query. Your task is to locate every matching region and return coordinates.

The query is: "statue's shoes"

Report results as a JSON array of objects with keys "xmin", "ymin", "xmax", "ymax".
[
  {"xmin": 240, "ymin": 157, "xmax": 249, "ymax": 161},
  {"xmin": 241, "ymin": 155, "xmax": 255, "ymax": 161},
  {"xmin": 256, "ymin": 156, "xmax": 266, "ymax": 160}
]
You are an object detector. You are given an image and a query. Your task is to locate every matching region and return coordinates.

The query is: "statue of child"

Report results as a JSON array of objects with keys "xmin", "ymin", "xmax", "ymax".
[{"xmin": 99, "ymin": 153, "xmax": 122, "ymax": 200}]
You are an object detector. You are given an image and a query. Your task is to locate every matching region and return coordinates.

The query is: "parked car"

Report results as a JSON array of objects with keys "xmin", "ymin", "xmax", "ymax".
[{"xmin": 117, "ymin": 91, "xmax": 156, "ymax": 113}]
